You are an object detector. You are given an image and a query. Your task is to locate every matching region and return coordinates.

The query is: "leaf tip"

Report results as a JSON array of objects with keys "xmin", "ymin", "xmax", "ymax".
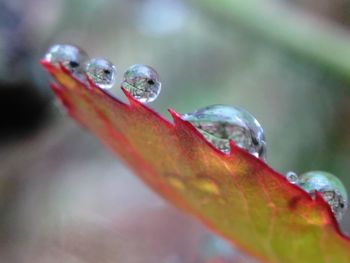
[{"xmin": 40, "ymin": 59, "xmax": 56, "ymax": 73}]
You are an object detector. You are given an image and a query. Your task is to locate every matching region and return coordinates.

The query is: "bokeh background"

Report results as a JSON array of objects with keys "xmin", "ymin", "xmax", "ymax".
[{"xmin": 1, "ymin": 0, "xmax": 350, "ymax": 262}]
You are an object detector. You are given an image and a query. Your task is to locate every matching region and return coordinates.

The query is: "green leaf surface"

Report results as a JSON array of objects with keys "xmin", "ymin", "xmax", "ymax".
[{"xmin": 42, "ymin": 61, "xmax": 350, "ymax": 263}]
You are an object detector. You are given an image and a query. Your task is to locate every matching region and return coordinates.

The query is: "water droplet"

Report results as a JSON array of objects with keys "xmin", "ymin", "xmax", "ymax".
[
  {"xmin": 44, "ymin": 44, "xmax": 89, "ymax": 76},
  {"xmin": 298, "ymin": 171, "xmax": 348, "ymax": 221},
  {"xmin": 285, "ymin": 171, "xmax": 299, "ymax": 184},
  {"xmin": 122, "ymin": 64, "xmax": 161, "ymax": 103},
  {"xmin": 85, "ymin": 58, "xmax": 117, "ymax": 90},
  {"xmin": 181, "ymin": 105, "xmax": 267, "ymax": 160}
]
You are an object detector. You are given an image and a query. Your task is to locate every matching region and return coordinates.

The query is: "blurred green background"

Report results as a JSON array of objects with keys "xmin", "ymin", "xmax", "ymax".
[{"xmin": 0, "ymin": 0, "xmax": 349, "ymax": 262}]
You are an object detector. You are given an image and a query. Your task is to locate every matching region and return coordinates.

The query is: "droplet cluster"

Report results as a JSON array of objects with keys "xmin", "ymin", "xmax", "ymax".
[
  {"xmin": 45, "ymin": 44, "xmax": 162, "ymax": 104},
  {"xmin": 44, "ymin": 44, "xmax": 349, "ymax": 222},
  {"xmin": 45, "ymin": 44, "xmax": 117, "ymax": 90},
  {"xmin": 286, "ymin": 170, "xmax": 348, "ymax": 221}
]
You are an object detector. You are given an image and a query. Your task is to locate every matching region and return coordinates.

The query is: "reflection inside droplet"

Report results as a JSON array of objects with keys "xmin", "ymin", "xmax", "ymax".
[
  {"xmin": 298, "ymin": 171, "xmax": 348, "ymax": 221},
  {"xmin": 122, "ymin": 64, "xmax": 161, "ymax": 103},
  {"xmin": 44, "ymin": 44, "xmax": 89, "ymax": 78},
  {"xmin": 182, "ymin": 105, "xmax": 267, "ymax": 160},
  {"xmin": 85, "ymin": 58, "xmax": 117, "ymax": 90},
  {"xmin": 285, "ymin": 171, "xmax": 299, "ymax": 184}
]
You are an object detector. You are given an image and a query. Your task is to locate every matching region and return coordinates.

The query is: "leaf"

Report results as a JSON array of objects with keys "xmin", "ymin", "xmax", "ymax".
[{"xmin": 41, "ymin": 61, "xmax": 350, "ymax": 263}]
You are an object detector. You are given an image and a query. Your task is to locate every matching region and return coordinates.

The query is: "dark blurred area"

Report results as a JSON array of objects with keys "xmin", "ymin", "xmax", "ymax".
[
  {"xmin": 0, "ymin": 0, "xmax": 350, "ymax": 262},
  {"xmin": 0, "ymin": 2, "xmax": 50, "ymax": 140}
]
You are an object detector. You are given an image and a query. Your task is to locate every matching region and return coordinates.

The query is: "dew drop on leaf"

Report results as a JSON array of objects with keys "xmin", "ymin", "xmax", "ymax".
[
  {"xmin": 181, "ymin": 105, "xmax": 267, "ymax": 160},
  {"xmin": 298, "ymin": 171, "xmax": 348, "ymax": 221},
  {"xmin": 122, "ymin": 64, "xmax": 161, "ymax": 103},
  {"xmin": 44, "ymin": 44, "xmax": 89, "ymax": 77},
  {"xmin": 285, "ymin": 171, "xmax": 299, "ymax": 184},
  {"xmin": 85, "ymin": 58, "xmax": 117, "ymax": 90}
]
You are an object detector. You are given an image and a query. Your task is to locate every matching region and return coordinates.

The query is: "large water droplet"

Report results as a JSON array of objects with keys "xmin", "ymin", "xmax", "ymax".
[
  {"xmin": 44, "ymin": 44, "xmax": 89, "ymax": 76},
  {"xmin": 181, "ymin": 105, "xmax": 267, "ymax": 160},
  {"xmin": 298, "ymin": 171, "xmax": 348, "ymax": 221},
  {"xmin": 85, "ymin": 58, "xmax": 117, "ymax": 90},
  {"xmin": 122, "ymin": 64, "xmax": 161, "ymax": 103}
]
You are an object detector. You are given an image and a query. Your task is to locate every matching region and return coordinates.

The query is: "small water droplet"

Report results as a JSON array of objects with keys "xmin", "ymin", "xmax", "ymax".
[
  {"xmin": 285, "ymin": 171, "xmax": 299, "ymax": 184},
  {"xmin": 44, "ymin": 44, "xmax": 89, "ymax": 76},
  {"xmin": 122, "ymin": 64, "xmax": 161, "ymax": 103},
  {"xmin": 85, "ymin": 58, "xmax": 117, "ymax": 90},
  {"xmin": 298, "ymin": 171, "xmax": 348, "ymax": 221},
  {"xmin": 181, "ymin": 105, "xmax": 266, "ymax": 160},
  {"xmin": 195, "ymin": 178, "xmax": 220, "ymax": 195}
]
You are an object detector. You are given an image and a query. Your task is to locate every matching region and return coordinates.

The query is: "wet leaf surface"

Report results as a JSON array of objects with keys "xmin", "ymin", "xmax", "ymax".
[{"xmin": 42, "ymin": 61, "xmax": 350, "ymax": 263}]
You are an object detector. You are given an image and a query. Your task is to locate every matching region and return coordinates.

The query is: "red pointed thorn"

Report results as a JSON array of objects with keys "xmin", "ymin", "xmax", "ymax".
[
  {"xmin": 314, "ymin": 191, "xmax": 329, "ymax": 206},
  {"xmin": 86, "ymin": 75, "xmax": 99, "ymax": 91},
  {"xmin": 169, "ymin": 108, "xmax": 204, "ymax": 135},
  {"xmin": 168, "ymin": 109, "xmax": 183, "ymax": 124},
  {"xmin": 118, "ymin": 89, "xmax": 171, "ymax": 126},
  {"xmin": 121, "ymin": 87, "xmax": 140, "ymax": 107},
  {"xmin": 229, "ymin": 140, "xmax": 239, "ymax": 155},
  {"xmin": 168, "ymin": 109, "xmax": 219, "ymax": 152},
  {"xmin": 315, "ymin": 191, "xmax": 325, "ymax": 203},
  {"xmin": 168, "ymin": 109, "xmax": 201, "ymax": 135},
  {"xmin": 121, "ymin": 87, "xmax": 130, "ymax": 97}
]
